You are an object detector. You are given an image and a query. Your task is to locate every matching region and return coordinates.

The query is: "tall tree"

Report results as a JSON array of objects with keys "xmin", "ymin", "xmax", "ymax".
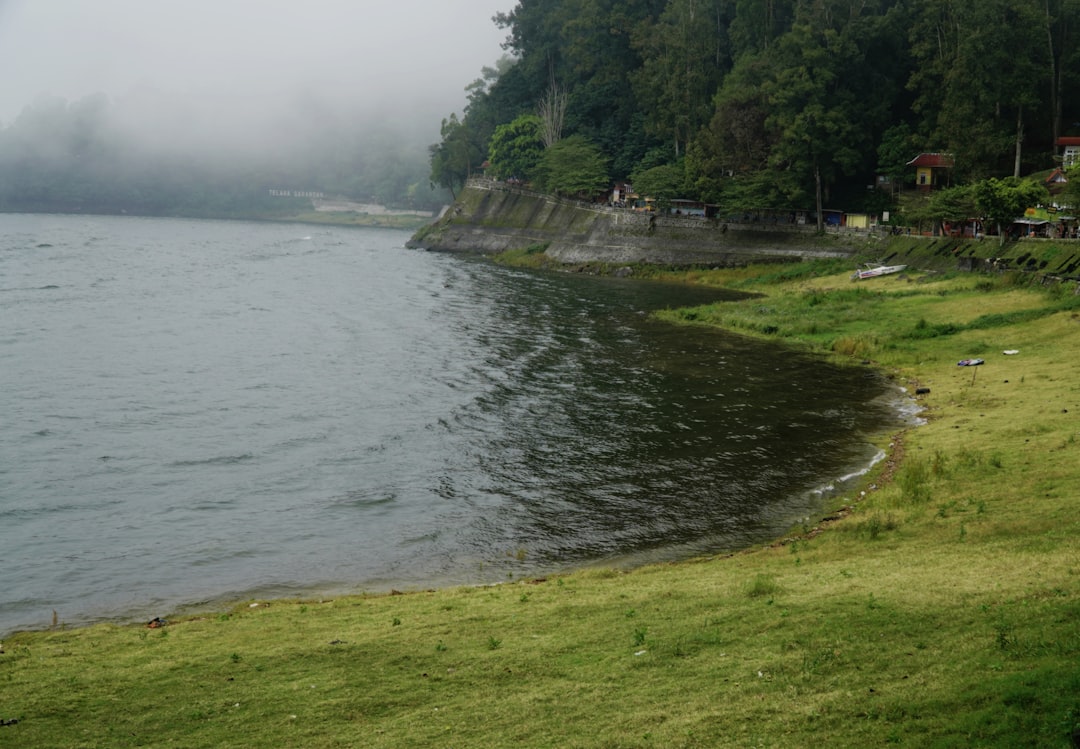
[
  {"xmin": 632, "ymin": 0, "xmax": 734, "ymax": 158},
  {"xmin": 728, "ymin": 0, "xmax": 795, "ymax": 56},
  {"xmin": 908, "ymin": 0, "xmax": 1047, "ymax": 179},
  {"xmin": 428, "ymin": 114, "xmax": 484, "ymax": 200},
  {"xmin": 763, "ymin": 22, "xmax": 867, "ymax": 229},
  {"xmin": 1043, "ymin": 0, "xmax": 1080, "ymax": 148},
  {"xmin": 686, "ymin": 56, "xmax": 775, "ymax": 203}
]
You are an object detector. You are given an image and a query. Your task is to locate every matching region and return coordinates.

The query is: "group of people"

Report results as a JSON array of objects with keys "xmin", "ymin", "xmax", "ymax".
[{"xmin": 1055, "ymin": 222, "xmax": 1079, "ymax": 239}]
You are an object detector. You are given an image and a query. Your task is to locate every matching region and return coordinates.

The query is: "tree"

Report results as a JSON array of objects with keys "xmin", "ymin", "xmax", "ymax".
[
  {"xmin": 908, "ymin": 0, "xmax": 1048, "ymax": 179},
  {"xmin": 929, "ymin": 185, "xmax": 977, "ymax": 223},
  {"xmin": 903, "ymin": 185, "xmax": 977, "ymax": 235},
  {"xmin": 487, "ymin": 114, "xmax": 545, "ymax": 180},
  {"xmin": 876, "ymin": 123, "xmax": 917, "ymax": 197},
  {"xmin": 687, "ymin": 55, "xmax": 774, "ymax": 202},
  {"xmin": 536, "ymin": 81, "xmax": 568, "ymax": 147},
  {"xmin": 728, "ymin": 0, "xmax": 795, "ymax": 57},
  {"xmin": 1043, "ymin": 0, "xmax": 1080, "ymax": 147},
  {"xmin": 461, "ymin": 0, "xmax": 1074, "ymax": 210},
  {"xmin": 631, "ymin": 161, "xmax": 688, "ymax": 210},
  {"xmin": 1061, "ymin": 166, "xmax": 1080, "ymax": 208},
  {"xmin": 632, "ymin": 0, "xmax": 733, "ymax": 158},
  {"xmin": 494, "ymin": 0, "xmax": 667, "ymax": 181},
  {"xmin": 972, "ymin": 177, "xmax": 1050, "ymax": 244},
  {"xmin": 534, "ymin": 134, "xmax": 609, "ymax": 197},
  {"xmin": 763, "ymin": 23, "xmax": 867, "ymax": 230},
  {"xmin": 429, "ymin": 114, "xmax": 484, "ymax": 200}
]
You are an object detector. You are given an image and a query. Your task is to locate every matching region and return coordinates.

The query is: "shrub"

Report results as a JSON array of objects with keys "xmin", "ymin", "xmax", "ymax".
[
  {"xmin": 745, "ymin": 574, "xmax": 781, "ymax": 599},
  {"xmin": 833, "ymin": 334, "xmax": 877, "ymax": 358},
  {"xmin": 907, "ymin": 318, "xmax": 962, "ymax": 339},
  {"xmin": 899, "ymin": 457, "xmax": 931, "ymax": 504}
]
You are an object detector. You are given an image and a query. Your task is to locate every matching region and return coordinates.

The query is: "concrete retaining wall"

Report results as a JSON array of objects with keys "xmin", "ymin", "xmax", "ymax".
[{"xmin": 408, "ymin": 180, "xmax": 862, "ymax": 266}]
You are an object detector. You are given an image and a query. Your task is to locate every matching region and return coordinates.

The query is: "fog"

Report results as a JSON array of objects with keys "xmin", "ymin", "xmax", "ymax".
[{"xmin": 0, "ymin": 0, "xmax": 514, "ymax": 152}]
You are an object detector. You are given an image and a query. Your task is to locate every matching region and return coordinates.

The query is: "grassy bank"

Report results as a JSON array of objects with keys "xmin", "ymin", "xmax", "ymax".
[{"xmin": 2, "ymin": 262, "xmax": 1079, "ymax": 748}]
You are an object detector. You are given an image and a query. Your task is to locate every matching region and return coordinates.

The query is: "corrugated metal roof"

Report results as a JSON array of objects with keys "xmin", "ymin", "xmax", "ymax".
[{"xmin": 906, "ymin": 153, "xmax": 955, "ymax": 168}]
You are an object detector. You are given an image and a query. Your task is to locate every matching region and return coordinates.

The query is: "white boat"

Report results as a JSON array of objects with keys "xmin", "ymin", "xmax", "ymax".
[{"xmin": 852, "ymin": 262, "xmax": 907, "ymax": 280}]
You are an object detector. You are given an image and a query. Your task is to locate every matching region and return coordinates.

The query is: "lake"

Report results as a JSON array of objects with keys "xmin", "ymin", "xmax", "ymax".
[{"xmin": 0, "ymin": 213, "xmax": 909, "ymax": 634}]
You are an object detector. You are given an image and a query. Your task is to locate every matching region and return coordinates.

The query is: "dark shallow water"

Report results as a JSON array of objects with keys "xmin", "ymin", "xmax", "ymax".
[{"xmin": 0, "ymin": 214, "xmax": 910, "ymax": 634}]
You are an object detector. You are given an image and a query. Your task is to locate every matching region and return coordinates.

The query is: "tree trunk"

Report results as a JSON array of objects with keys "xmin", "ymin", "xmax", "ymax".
[
  {"xmin": 815, "ymin": 164, "xmax": 824, "ymax": 233},
  {"xmin": 1045, "ymin": 0, "xmax": 1062, "ymax": 148},
  {"xmin": 1014, "ymin": 108, "xmax": 1024, "ymax": 178}
]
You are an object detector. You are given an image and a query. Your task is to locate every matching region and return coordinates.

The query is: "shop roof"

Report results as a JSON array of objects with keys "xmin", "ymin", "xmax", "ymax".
[{"xmin": 906, "ymin": 153, "xmax": 955, "ymax": 168}]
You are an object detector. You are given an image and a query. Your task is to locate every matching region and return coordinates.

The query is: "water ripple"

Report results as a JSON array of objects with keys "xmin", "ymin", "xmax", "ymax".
[{"xmin": 0, "ymin": 215, "xmax": 908, "ymax": 635}]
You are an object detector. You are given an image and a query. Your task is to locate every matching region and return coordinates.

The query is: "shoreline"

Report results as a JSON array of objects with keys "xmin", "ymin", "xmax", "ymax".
[
  {"xmin": 1, "ymin": 264, "xmax": 919, "ymax": 639},
  {"xmin": 2, "ymin": 389, "xmax": 915, "ymax": 640},
  {"xmin": 5, "ymin": 254, "xmax": 1078, "ymax": 746}
]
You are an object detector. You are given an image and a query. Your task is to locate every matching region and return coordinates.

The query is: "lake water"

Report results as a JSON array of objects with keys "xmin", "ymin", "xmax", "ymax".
[{"xmin": 0, "ymin": 214, "xmax": 909, "ymax": 634}]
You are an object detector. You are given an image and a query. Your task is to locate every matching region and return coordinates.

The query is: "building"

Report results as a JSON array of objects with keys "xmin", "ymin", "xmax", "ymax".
[
  {"xmin": 1056, "ymin": 137, "xmax": 1080, "ymax": 167},
  {"xmin": 906, "ymin": 153, "xmax": 954, "ymax": 191}
]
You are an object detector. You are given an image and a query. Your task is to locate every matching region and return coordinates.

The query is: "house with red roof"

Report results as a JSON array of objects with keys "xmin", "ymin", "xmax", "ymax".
[
  {"xmin": 906, "ymin": 153, "xmax": 954, "ymax": 191},
  {"xmin": 1056, "ymin": 137, "xmax": 1080, "ymax": 167}
]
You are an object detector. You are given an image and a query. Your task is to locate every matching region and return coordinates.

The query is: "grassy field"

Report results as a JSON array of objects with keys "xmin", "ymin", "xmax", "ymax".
[{"xmin": 2, "ymin": 261, "xmax": 1079, "ymax": 748}]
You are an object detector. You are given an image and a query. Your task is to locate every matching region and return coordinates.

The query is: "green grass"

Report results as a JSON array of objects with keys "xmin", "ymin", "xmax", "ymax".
[{"xmin": 3, "ymin": 263, "xmax": 1079, "ymax": 748}]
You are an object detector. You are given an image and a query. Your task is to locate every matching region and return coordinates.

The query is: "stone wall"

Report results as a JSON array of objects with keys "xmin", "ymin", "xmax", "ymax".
[{"xmin": 408, "ymin": 180, "xmax": 862, "ymax": 266}]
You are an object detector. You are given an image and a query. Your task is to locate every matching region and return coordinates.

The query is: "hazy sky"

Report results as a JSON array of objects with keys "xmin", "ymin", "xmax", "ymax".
[{"xmin": 0, "ymin": 0, "xmax": 515, "ymax": 128}]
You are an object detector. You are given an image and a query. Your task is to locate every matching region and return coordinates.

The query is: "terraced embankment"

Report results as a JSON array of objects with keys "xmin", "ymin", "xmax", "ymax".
[
  {"xmin": 411, "ymin": 181, "xmax": 1080, "ymax": 283},
  {"xmin": 408, "ymin": 180, "xmax": 860, "ymax": 265}
]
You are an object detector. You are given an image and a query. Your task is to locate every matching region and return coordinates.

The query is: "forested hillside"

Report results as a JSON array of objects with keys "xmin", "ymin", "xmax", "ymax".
[{"xmin": 430, "ymin": 0, "xmax": 1080, "ymax": 218}]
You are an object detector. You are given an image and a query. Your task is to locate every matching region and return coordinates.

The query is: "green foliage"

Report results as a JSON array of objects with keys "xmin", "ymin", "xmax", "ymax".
[
  {"xmin": 429, "ymin": 114, "xmax": 485, "ymax": 200},
  {"xmin": 630, "ymin": 161, "xmax": 687, "ymax": 204},
  {"xmin": 928, "ymin": 185, "xmax": 977, "ymax": 223},
  {"xmin": 876, "ymin": 123, "xmax": 917, "ymax": 185},
  {"xmin": 906, "ymin": 318, "xmax": 963, "ymax": 339},
  {"xmin": 908, "ymin": 0, "xmax": 1049, "ymax": 178},
  {"xmin": 1062, "ymin": 166, "xmax": 1080, "ymax": 208},
  {"xmin": 449, "ymin": 0, "xmax": 1080, "ymax": 211},
  {"xmin": 973, "ymin": 177, "xmax": 1051, "ymax": 229},
  {"xmin": 631, "ymin": 0, "xmax": 733, "ymax": 157},
  {"xmin": 534, "ymin": 135, "xmax": 609, "ymax": 197},
  {"xmin": 486, "ymin": 114, "xmax": 545, "ymax": 180}
]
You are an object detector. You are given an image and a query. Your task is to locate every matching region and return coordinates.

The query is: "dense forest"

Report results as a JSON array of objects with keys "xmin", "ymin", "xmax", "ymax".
[
  {"xmin": 0, "ymin": 93, "xmax": 450, "ymax": 218},
  {"xmin": 430, "ymin": 0, "xmax": 1080, "ymax": 223}
]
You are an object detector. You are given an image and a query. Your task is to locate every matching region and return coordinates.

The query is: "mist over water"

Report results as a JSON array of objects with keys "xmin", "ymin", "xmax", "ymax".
[{"xmin": 0, "ymin": 214, "xmax": 907, "ymax": 634}]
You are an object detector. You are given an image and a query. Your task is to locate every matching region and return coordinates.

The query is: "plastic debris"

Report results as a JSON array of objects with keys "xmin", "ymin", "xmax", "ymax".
[{"xmin": 957, "ymin": 359, "xmax": 984, "ymax": 366}]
